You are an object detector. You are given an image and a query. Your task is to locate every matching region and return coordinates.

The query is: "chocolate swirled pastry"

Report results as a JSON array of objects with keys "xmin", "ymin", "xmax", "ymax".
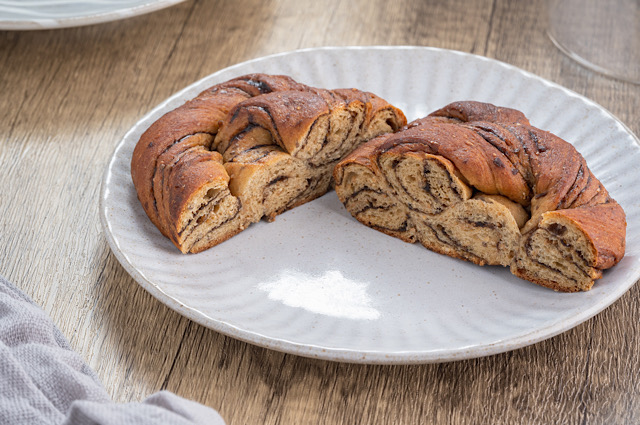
[
  {"xmin": 334, "ymin": 101, "xmax": 626, "ymax": 292},
  {"xmin": 131, "ymin": 74, "xmax": 406, "ymax": 253}
]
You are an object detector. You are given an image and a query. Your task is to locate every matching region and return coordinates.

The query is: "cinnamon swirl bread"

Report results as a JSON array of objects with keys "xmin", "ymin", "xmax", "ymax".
[
  {"xmin": 334, "ymin": 101, "xmax": 626, "ymax": 292},
  {"xmin": 131, "ymin": 74, "xmax": 406, "ymax": 253}
]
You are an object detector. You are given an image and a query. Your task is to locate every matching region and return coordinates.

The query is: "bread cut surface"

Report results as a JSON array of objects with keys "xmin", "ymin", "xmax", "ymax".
[
  {"xmin": 131, "ymin": 74, "xmax": 406, "ymax": 253},
  {"xmin": 334, "ymin": 101, "xmax": 626, "ymax": 292}
]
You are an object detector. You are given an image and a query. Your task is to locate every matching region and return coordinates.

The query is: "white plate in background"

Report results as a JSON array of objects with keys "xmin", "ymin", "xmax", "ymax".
[
  {"xmin": 100, "ymin": 46, "xmax": 640, "ymax": 364},
  {"xmin": 0, "ymin": 0, "xmax": 186, "ymax": 30}
]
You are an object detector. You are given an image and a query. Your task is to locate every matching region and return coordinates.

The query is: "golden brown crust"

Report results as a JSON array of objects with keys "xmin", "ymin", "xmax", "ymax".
[
  {"xmin": 429, "ymin": 100, "xmax": 531, "ymax": 126},
  {"xmin": 214, "ymin": 90, "xmax": 331, "ymax": 158},
  {"xmin": 131, "ymin": 74, "xmax": 406, "ymax": 253},
  {"xmin": 548, "ymin": 202, "xmax": 626, "ymax": 269},
  {"xmin": 131, "ymin": 74, "xmax": 305, "ymax": 236},
  {"xmin": 334, "ymin": 100, "xmax": 626, "ymax": 291}
]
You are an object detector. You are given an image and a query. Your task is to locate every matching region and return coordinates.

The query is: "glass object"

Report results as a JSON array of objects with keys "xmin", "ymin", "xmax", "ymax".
[{"xmin": 547, "ymin": 0, "xmax": 640, "ymax": 84}]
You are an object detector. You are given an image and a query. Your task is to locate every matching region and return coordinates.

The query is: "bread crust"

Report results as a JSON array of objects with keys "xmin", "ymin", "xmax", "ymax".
[
  {"xmin": 334, "ymin": 101, "xmax": 626, "ymax": 291},
  {"xmin": 131, "ymin": 74, "xmax": 406, "ymax": 253}
]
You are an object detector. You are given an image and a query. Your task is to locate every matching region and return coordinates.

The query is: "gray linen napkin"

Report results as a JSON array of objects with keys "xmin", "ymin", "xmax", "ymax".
[{"xmin": 0, "ymin": 275, "xmax": 225, "ymax": 425}]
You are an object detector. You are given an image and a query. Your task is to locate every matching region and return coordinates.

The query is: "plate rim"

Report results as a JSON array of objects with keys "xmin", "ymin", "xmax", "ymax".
[
  {"xmin": 100, "ymin": 45, "xmax": 640, "ymax": 364},
  {"xmin": 0, "ymin": 0, "xmax": 187, "ymax": 30}
]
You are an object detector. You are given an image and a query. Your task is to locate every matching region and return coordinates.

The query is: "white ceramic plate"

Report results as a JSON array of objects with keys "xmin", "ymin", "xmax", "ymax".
[
  {"xmin": 100, "ymin": 46, "xmax": 640, "ymax": 364},
  {"xmin": 0, "ymin": 0, "xmax": 186, "ymax": 30}
]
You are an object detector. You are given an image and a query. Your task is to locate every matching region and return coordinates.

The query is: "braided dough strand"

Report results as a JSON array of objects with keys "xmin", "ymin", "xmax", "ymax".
[
  {"xmin": 131, "ymin": 74, "xmax": 406, "ymax": 253},
  {"xmin": 334, "ymin": 101, "xmax": 626, "ymax": 291}
]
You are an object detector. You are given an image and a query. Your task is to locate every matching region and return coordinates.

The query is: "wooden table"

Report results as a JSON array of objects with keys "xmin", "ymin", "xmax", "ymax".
[{"xmin": 2, "ymin": 0, "xmax": 639, "ymax": 423}]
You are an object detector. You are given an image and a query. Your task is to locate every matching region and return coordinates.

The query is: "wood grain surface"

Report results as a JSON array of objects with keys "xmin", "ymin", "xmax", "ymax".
[{"xmin": 1, "ymin": 0, "xmax": 639, "ymax": 424}]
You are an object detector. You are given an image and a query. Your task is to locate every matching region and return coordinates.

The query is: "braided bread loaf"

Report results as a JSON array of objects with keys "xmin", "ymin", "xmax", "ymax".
[
  {"xmin": 334, "ymin": 101, "xmax": 626, "ymax": 292},
  {"xmin": 131, "ymin": 74, "xmax": 406, "ymax": 253}
]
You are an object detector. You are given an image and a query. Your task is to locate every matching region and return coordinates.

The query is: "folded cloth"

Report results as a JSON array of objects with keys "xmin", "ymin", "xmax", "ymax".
[{"xmin": 0, "ymin": 275, "xmax": 225, "ymax": 425}]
